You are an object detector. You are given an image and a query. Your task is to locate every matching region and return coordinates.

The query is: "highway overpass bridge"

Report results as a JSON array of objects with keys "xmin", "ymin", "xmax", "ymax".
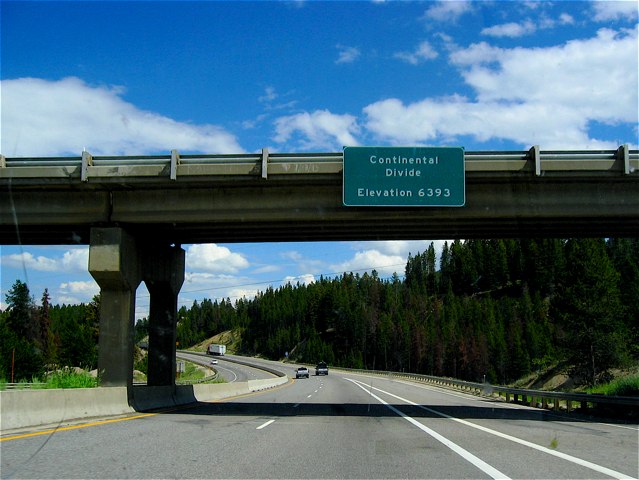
[{"xmin": 1, "ymin": 145, "xmax": 638, "ymax": 394}]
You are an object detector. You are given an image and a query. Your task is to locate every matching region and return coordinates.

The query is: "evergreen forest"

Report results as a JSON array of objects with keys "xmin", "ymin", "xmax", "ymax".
[{"xmin": 2, "ymin": 238, "xmax": 638, "ymax": 387}]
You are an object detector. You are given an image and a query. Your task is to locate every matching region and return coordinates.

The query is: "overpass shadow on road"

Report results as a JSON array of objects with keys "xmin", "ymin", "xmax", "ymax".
[{"xmin": 147, "ymin": 400, "xmax": 635, "ymax": 425}]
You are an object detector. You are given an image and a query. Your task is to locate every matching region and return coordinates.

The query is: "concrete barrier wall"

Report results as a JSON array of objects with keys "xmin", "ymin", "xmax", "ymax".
[
  {"xmin": 0, "ymin": 387, "xmax": 134, "ymax": 431},
  {"xmin": 1, "ymin": 377, "xmax": 291, "ymax": 431},
  {"xmin": 248, "ymin": 376, "xmax": 289, "ymax": 392},
  {"xmin": 192, "ymin": 382, "xmax": 250, "ymax": 401}
]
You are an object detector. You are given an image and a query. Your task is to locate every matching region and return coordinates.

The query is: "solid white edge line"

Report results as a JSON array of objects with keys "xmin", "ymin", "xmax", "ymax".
[
  {"xmin": 352, "ymin": 379, "xmax": 636, "ymax": 480},
  {"xmin": 256, "ymin": 419, "xmax": 275, "ymax": 430},
  {"xmin": 346, "ymin": 378, "xmax": 510, "ymax": 480},
  {"xmin": 392, "ymin": 378, "xmax": 639, "ymax": 432}
]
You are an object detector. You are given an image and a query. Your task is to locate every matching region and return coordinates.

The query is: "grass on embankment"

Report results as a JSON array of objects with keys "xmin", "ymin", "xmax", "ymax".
[
  {"xmin": 587, "ymin": 374, "xmax": 639, "ymax": 396},
  {"xmin": 1, "ymin": 360, "xmax": 225, "ymax": 390},
  {"xmin": 177, "ymin": 360, "xmax": 225, "ymax": 384},
  {"xmin": 0, "ymin": 369, "xmax": 97, "ymax": 390}
]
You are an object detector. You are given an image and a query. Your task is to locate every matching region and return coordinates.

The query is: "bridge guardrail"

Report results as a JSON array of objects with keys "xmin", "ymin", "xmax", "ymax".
[
  {"xmin": 333, "ymin": 367, "xmax": 638, "ymax": 416},
  {"xmin": 2, "ymin": 146, "xmax": 637, "ymax": 181}
]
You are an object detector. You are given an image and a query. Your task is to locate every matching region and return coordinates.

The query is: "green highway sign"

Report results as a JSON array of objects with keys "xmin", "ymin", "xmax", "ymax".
[{"xmin": 343, "ymin": 146, "xmax": 465, "ymax": 207}]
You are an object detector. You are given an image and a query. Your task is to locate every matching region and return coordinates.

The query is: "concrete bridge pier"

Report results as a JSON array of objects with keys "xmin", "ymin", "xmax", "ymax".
[
  {"xmin": 143, "ymin": 245, "xmax": 185, "ymax": 387},
  {"xmin": 89, "ymin": 228, "xmax": 141, "ymax": 390},
  {"xmin": 89, "ymin": 227, "xmax": 186, "ymax": 391}
]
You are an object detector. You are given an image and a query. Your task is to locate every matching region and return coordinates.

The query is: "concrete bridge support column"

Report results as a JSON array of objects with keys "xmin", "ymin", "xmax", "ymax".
[
  {"xmin": 89, "ymin": 228, "xmax": 141, "ymax": 389},
  {"xmin": 143, "ymin": 245, "xmax": 185, "ymax": 387}
]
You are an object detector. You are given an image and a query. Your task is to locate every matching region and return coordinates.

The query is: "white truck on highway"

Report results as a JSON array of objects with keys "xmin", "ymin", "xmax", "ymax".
[{"xmin": 207, "ymin": 344, "xmax": 226, "ymax": 356}]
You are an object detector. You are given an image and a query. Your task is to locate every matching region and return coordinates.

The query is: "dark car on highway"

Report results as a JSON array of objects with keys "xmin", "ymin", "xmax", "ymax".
[{"xmin": 315, "ymin": 362, "xmax": 328, "ymax": 376}]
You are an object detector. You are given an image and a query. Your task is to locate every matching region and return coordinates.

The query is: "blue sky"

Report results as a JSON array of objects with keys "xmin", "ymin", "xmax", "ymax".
[{"xmin": 1, "ymin": 0, "xmax": 638, "ymax": 317}]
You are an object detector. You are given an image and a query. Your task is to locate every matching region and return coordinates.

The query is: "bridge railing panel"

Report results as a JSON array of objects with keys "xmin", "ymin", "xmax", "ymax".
[{"xmin": 1, "ymin": 147, "xmax": 637, "ymax": 181}]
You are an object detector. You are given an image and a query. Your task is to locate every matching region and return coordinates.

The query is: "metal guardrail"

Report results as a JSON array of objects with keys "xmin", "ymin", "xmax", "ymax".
[
  {"xmin": 176, "ymin": 372, "xmax": 219, "ymax": 385},
  {"xmin": 334, "ymin": 367, "xmax": 638, "ymax": 415},
  {"xmin": 1, "ymin": 146, "xmax": 637, "ymax": 181},
  {"xmin": 1, "ymin": 383, "xmax": 47, "ymax": 390}
]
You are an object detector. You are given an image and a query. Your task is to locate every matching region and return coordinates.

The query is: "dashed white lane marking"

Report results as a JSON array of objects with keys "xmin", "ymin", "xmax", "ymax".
[
  {"xmin": 307, "ymin": 394, "xmax": 313, "ymax": 398},
  {"xmin": 256, "ymin": 420, "xmax": 275, "ymax": 430}
]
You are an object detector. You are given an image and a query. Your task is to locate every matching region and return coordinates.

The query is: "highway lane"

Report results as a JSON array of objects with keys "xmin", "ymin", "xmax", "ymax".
[
  {"xmin": 2, "ymin": 368, "xmax": 637, "ymax": 479},
  {"xmin": 176, "ymin": 351, "xmax": 276, "ymax": 383}
]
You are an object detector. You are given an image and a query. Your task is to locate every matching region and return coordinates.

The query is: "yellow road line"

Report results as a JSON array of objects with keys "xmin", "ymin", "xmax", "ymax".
[
  {"xmin": 1, "ymin": 412, "xmax": 158, "ymax": 442},
  {"xmin": 2, "ymin": 378, "xmax": 293, "ymax": 442}
]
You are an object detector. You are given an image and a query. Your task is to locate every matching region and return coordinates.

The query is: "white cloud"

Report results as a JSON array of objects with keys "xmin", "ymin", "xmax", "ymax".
[
  {"xmin": 481, "ymin": 20, "xmax": 536, "ymax": 38},
  {"xmin": 259, "ymin": 86, "xmax": 278, "ymax": 103},
  {"xmin": 423, "ymin": 0, "xmax": 473, "ymax": 22},
  {"xmin": 455, "ymin": 28, "xmax": 638, "ymax": 118},
  {"xmin": 394, "ymin": 41, "xmax": 439, "ymax": 64},
  {"xmin": 280, "ymin": 250, "xmax": 304, "ymax": 262},
  {"xmin": 283, "ymin": 273, "xmax": 316, "ymax": 285},
  {"xmin": 336, "ymin": 45, "xmax": 361, "ymax": 64},
  {"xmin": 1, "ymin": 77, "xmax": 244, "ymax": 156},
  {"xmin": 180, "ymin": 271, "xmax": 257, "ymax": 304},
  {"xmin": 59, "ymin": 280, "xmax": 99, "ymax": 296},
  {"xmin": 251, "ymin": 264, "xmax": 281, "ymax": 275},
  {"xmin": 183, "ymin": 271, "xmax": 239, "ymax": 289},
  {"xmin": 227, "ymin": 288, "xmax": 259, "ymax": 301},
  {"xmin": 1, "ymin": 248, "xmax": 88, "ymax": 273},
  {"xmin": 278, "ymin": 250, "xmax": 325, "ymax": 277},
  {"xmin": 330, "ymin": 249, "xmax": 405, "ymax": 278},
  {"xmin": 558, "ymin": 13, "xmax": 575, "ymax": 25},
  {"xmin": 349, "ymin": 240, "xmax": 449, "ymax": 271},
  {"xmin": 57, "ymin": 280, "xmax": 99, "ymax": 305},
  {"xmin": 364, "ymin": 96, "xmax": 613, "ymax": 149},
  {"xmin": 364, "ymin": 27, "xmax": 638, "ymax": 149},
  {"xmin": 274, "ymin": 110, "xmax": 360, "ymax": 150},
  {"xmin": 352, "ymin": 240, "xmax": 441, "ymax": 258},
  {"xmin": 2, "ymin": 252, "xmax": 58, "ymax": 272},
  {"xmin": 185, "ymin": 244, "xmax": 249, "ymax": 274},
  {"xmin": 592, "ymin": 1, "xmax": 639, "ymax": 22}
]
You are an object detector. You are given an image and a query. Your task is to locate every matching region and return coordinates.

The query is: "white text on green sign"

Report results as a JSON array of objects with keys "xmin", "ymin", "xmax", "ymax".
[{"xmin": 343, "ymin": 146, "xmax": 465, "ymax": 207}]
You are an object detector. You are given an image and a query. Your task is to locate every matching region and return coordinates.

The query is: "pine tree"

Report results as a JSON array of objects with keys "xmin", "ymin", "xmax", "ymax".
[
  {"xmin": 552, "ymin": 239, "xmax": 626, "ymax": 385},
  {"xmin": 38, "ymin": 288, "xmax": 55, "ymax": 366},
  {"xmin": 1, "ymin": 280, "xmax": 43, "ymax": 380}
]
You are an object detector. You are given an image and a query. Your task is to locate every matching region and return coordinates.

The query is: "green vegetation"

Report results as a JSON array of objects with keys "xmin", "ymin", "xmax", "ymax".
[
  {"xmin": 35, "ymin": 369, "xmax": 98, "ymax": 389},
  {"xmin": 2, "ymin": 238, "xmax": 638, "ymax": 390},
  {"xmin": 0, "ymin": 282, "xmax": 99, "ymax": 382},
  {"xmin": 177, "ymin": 360, "xmax": 225, "ymax": 384},
  {"xmin": 176, "ymin": 238, "xmax": 638, "ymax": 388},
  {"xmin": 587, "ymin": 374, "xmax": 639, "ymax": 396},
  {"xmin": 178, "ymin": 361, "xmax": 206, "ymax": 382},
  {"xmin": 0, "ymin": 369, "xmax": 98, "ymax": 390}
]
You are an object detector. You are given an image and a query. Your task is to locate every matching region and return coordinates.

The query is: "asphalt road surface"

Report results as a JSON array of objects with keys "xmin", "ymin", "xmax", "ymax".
[
  {"xmin": 176, "ymin": 351, "xmax": 276, "ymax": 383},
  {"xmin": 2, "ymin": 367, "xmax": 637, "ymax": 479}
]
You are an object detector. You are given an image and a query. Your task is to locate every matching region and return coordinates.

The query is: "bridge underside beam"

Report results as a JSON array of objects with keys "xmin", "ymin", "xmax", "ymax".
[{"xmin": 2, "ymin": 176, "xmax": 637, "ymax": 244}]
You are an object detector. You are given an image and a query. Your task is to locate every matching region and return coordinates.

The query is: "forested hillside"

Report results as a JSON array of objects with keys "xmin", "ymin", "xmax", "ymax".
[
  {"xmin": 0, "ymin": 286, "xmax": 99, "ymax": 381},
  {"xmin": 2, "ymin": 238, "xmax": 637, "ymax": 386},
  {"xmin": 176, "ymin": 238, "xmax": 638, "ymax": 386}
]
